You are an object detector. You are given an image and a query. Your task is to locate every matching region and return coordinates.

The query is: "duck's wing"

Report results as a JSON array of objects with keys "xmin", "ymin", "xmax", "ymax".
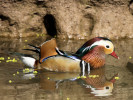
[
  {"xmin": 40, "ymin": 38, "xmax": 58, "ymax": 62},
  {"xmin": 55, "ymin": 47, "xmax": 80, "ymax": 61}
]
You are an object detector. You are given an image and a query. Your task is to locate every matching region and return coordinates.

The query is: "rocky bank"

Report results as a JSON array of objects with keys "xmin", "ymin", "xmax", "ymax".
[{"xmin": 0, "ymin": 0, "xmax": 133, "ymax": 39}]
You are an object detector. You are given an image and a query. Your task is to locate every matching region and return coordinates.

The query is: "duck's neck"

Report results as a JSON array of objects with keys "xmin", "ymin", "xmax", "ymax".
[{"xmin": 82, "ymin": 46, "xmax": 105, "ymax": 68}]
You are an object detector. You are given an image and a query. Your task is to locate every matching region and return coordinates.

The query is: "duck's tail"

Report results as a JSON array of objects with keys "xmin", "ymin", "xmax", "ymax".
[
  {"xmin": 23, "ymin": 44, "xmax": 40, "ymax": 54},
  {"xmin": 9, "ymin": 52, "xmax": 36, "ymax": 68}
]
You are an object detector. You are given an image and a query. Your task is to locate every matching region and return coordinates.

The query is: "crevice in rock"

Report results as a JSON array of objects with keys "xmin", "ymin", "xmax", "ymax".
[
  {"xmin": 8, "ymin": 0, "xmax": 23, "ymax": 2},
  {"xmin": 84, "ymin": 14, "xmax": 95, "ymax": 35},
  {"xmin": 43, "ymin": 14, "xmax": 57, "ymax": 37},
  {"xmin": 80, "ymin": 0, "xmax": 125, "ymax": 7},
  {"xmin": 0, "ymin": 15, "xmax": 10, "ymax": 21},
  {"xmin": 27, "ymin": 27, "xmax": 42, "ymax": 33},
  {"xmin": 34, "ymin": 12, "xmax": 40, "ymax": 15},
  {"xmin": 129, "ymin": 0, "xmax": 133, "ymax": 5},
  {"xmin": 35, "ymin": 0, "xmax": 47, "ymax": 7},
  {"xmin": 0, "ymin": 14, "xmax": 16, "ymax": 26},
  {"xmin": 129, "ymin": 0, "xmax": 133, "ymax": 15}
]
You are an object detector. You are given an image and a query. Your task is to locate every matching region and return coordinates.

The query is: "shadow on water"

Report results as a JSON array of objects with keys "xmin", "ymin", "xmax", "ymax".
[{"xmin": 0, "ymin": 37, "xmax": 133, "ymax": 100}]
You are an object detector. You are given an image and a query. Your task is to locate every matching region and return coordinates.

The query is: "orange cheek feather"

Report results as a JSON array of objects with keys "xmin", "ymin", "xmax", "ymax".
[{"xmin": 104, "ymin": 49, "xmax": 113, "ymax": 54}]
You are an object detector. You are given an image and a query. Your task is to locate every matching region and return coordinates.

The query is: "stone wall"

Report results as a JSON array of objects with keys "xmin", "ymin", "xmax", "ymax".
[{"xmin": 0, "ymin": 0, "xmax": 133, "ymax": 39}]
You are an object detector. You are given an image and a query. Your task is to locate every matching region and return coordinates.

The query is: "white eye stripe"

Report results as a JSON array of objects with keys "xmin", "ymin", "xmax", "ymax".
[{"xmin": 90, "ymin": 40, "xmax": 112, "ymax": 49}]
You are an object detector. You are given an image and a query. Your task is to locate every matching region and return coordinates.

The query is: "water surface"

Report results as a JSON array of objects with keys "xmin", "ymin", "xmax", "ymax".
[{"xmin": 0, "ymin": 36, "xmax": 133, "ymax": 100}]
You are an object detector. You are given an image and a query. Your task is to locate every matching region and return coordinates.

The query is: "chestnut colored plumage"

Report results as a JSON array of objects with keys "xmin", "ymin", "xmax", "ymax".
[
  {"xmin": 40, "ymin": 38, "xmax": 58, "ymax": 62},
  {"xmin": 82, "ymin": 46, "xmax": 105, "ymax": 68}
]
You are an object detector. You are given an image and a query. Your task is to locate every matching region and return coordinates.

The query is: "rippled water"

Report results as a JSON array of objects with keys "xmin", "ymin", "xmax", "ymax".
[{"xmin": 0, "ymin": 36, "xmax": 133, "ymax": 100}]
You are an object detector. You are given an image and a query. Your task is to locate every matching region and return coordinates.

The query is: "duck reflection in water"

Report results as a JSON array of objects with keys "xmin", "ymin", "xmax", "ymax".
[
  {"xmin": 39, "ymin": 67, "xmax": 118, "ymax": 96},
  {"xmin": 78, "ymin": 67, "xmax": 118, "ymax": 96}
]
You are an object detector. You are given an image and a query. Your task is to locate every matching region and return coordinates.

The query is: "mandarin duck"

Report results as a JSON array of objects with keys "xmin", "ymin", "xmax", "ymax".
[{"xmin": 12, "ymin": 37, "xmax": 118, "ymax": 74}]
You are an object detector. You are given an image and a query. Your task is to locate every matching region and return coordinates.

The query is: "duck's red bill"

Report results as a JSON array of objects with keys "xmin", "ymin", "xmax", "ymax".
[{"xmin": 110, "ymin": 51, "xmax": 119, "ymax": 59}]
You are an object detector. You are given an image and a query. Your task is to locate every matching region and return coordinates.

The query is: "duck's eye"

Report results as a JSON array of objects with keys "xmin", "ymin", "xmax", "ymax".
[
  {"xmin": 105, "ymin": 86, "xmax": 109, "ymax": 89},
  {"xmin": 106, "ymin": 45, "xmax": 110, "ymax": 48}
]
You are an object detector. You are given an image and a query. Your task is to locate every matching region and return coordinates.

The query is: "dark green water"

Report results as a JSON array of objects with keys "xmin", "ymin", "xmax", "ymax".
[{"xmin": 0, "ymin": 36, "xmax": 133, "ymax": 100}]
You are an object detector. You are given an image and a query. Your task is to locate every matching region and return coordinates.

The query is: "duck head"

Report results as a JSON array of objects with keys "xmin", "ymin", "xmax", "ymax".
[
  {"xmin": 76, "ymin": 37, "xmax": 119, "ymax": 68},
  {"xmin": 89, "ymin": 38, "xmax": 119, "ymax": 59}
]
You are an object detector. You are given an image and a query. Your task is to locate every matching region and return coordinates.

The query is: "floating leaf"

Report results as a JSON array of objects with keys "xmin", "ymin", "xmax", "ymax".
[
  {"xmin": 129, "ymin": 56, "xmax": 132, "ymax": 59},
  {"xmin": 36, "ymin": 34, "xmax": 39, "ymax": 37},
  {"xmin": 89, "ymin": 75, "xmax": 92, "ymax": 77},
  {"xmin": 47, "ymin": 77, "xmax": 50, "ymax": 80},
  {"xmin": 81, "ymin": 76, "xmax": 87, "ymax": 78},
  {"xmin": 115, "ymin": 77, "xmax": 120, "ymax": 80},
  {"xmin": 33, "ymin": 71, "xmax": 38, "ymax": 74},
  {"xmin": 67, "ymin": 97, "xmax": 70, "ymax": 100},
  {"xmin": 0, "ymin": 57, "xmax": 5, "ymax": 60},
  {"xmin": 17, "ymin": 71, "xmax": 19, "ymax": 74},
  {"xmin": 9, "ymin": 80, "xmax": 12, "ymax": 83},
  {"xmin": 77, "ymin": 76, "xmax": 81, "ymax": 79},
  {"xmin": 12, "ymin": 58, "xmax": 17, "ymax": 62}
]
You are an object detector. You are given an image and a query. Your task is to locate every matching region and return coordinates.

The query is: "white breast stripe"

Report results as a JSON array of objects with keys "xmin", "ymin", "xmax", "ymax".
[
  {"xmin": 87, "ymin": 63, "xmax": 90, "ymax": 74},
  {"xmin": 82, "ymin": 60, "xmax": 85, "ymax": 76}
]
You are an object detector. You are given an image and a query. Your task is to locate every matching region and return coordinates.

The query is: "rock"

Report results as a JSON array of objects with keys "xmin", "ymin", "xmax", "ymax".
[{"xmin": 0, "ymin": 0, "xmax": 133, "ymax": 39}]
